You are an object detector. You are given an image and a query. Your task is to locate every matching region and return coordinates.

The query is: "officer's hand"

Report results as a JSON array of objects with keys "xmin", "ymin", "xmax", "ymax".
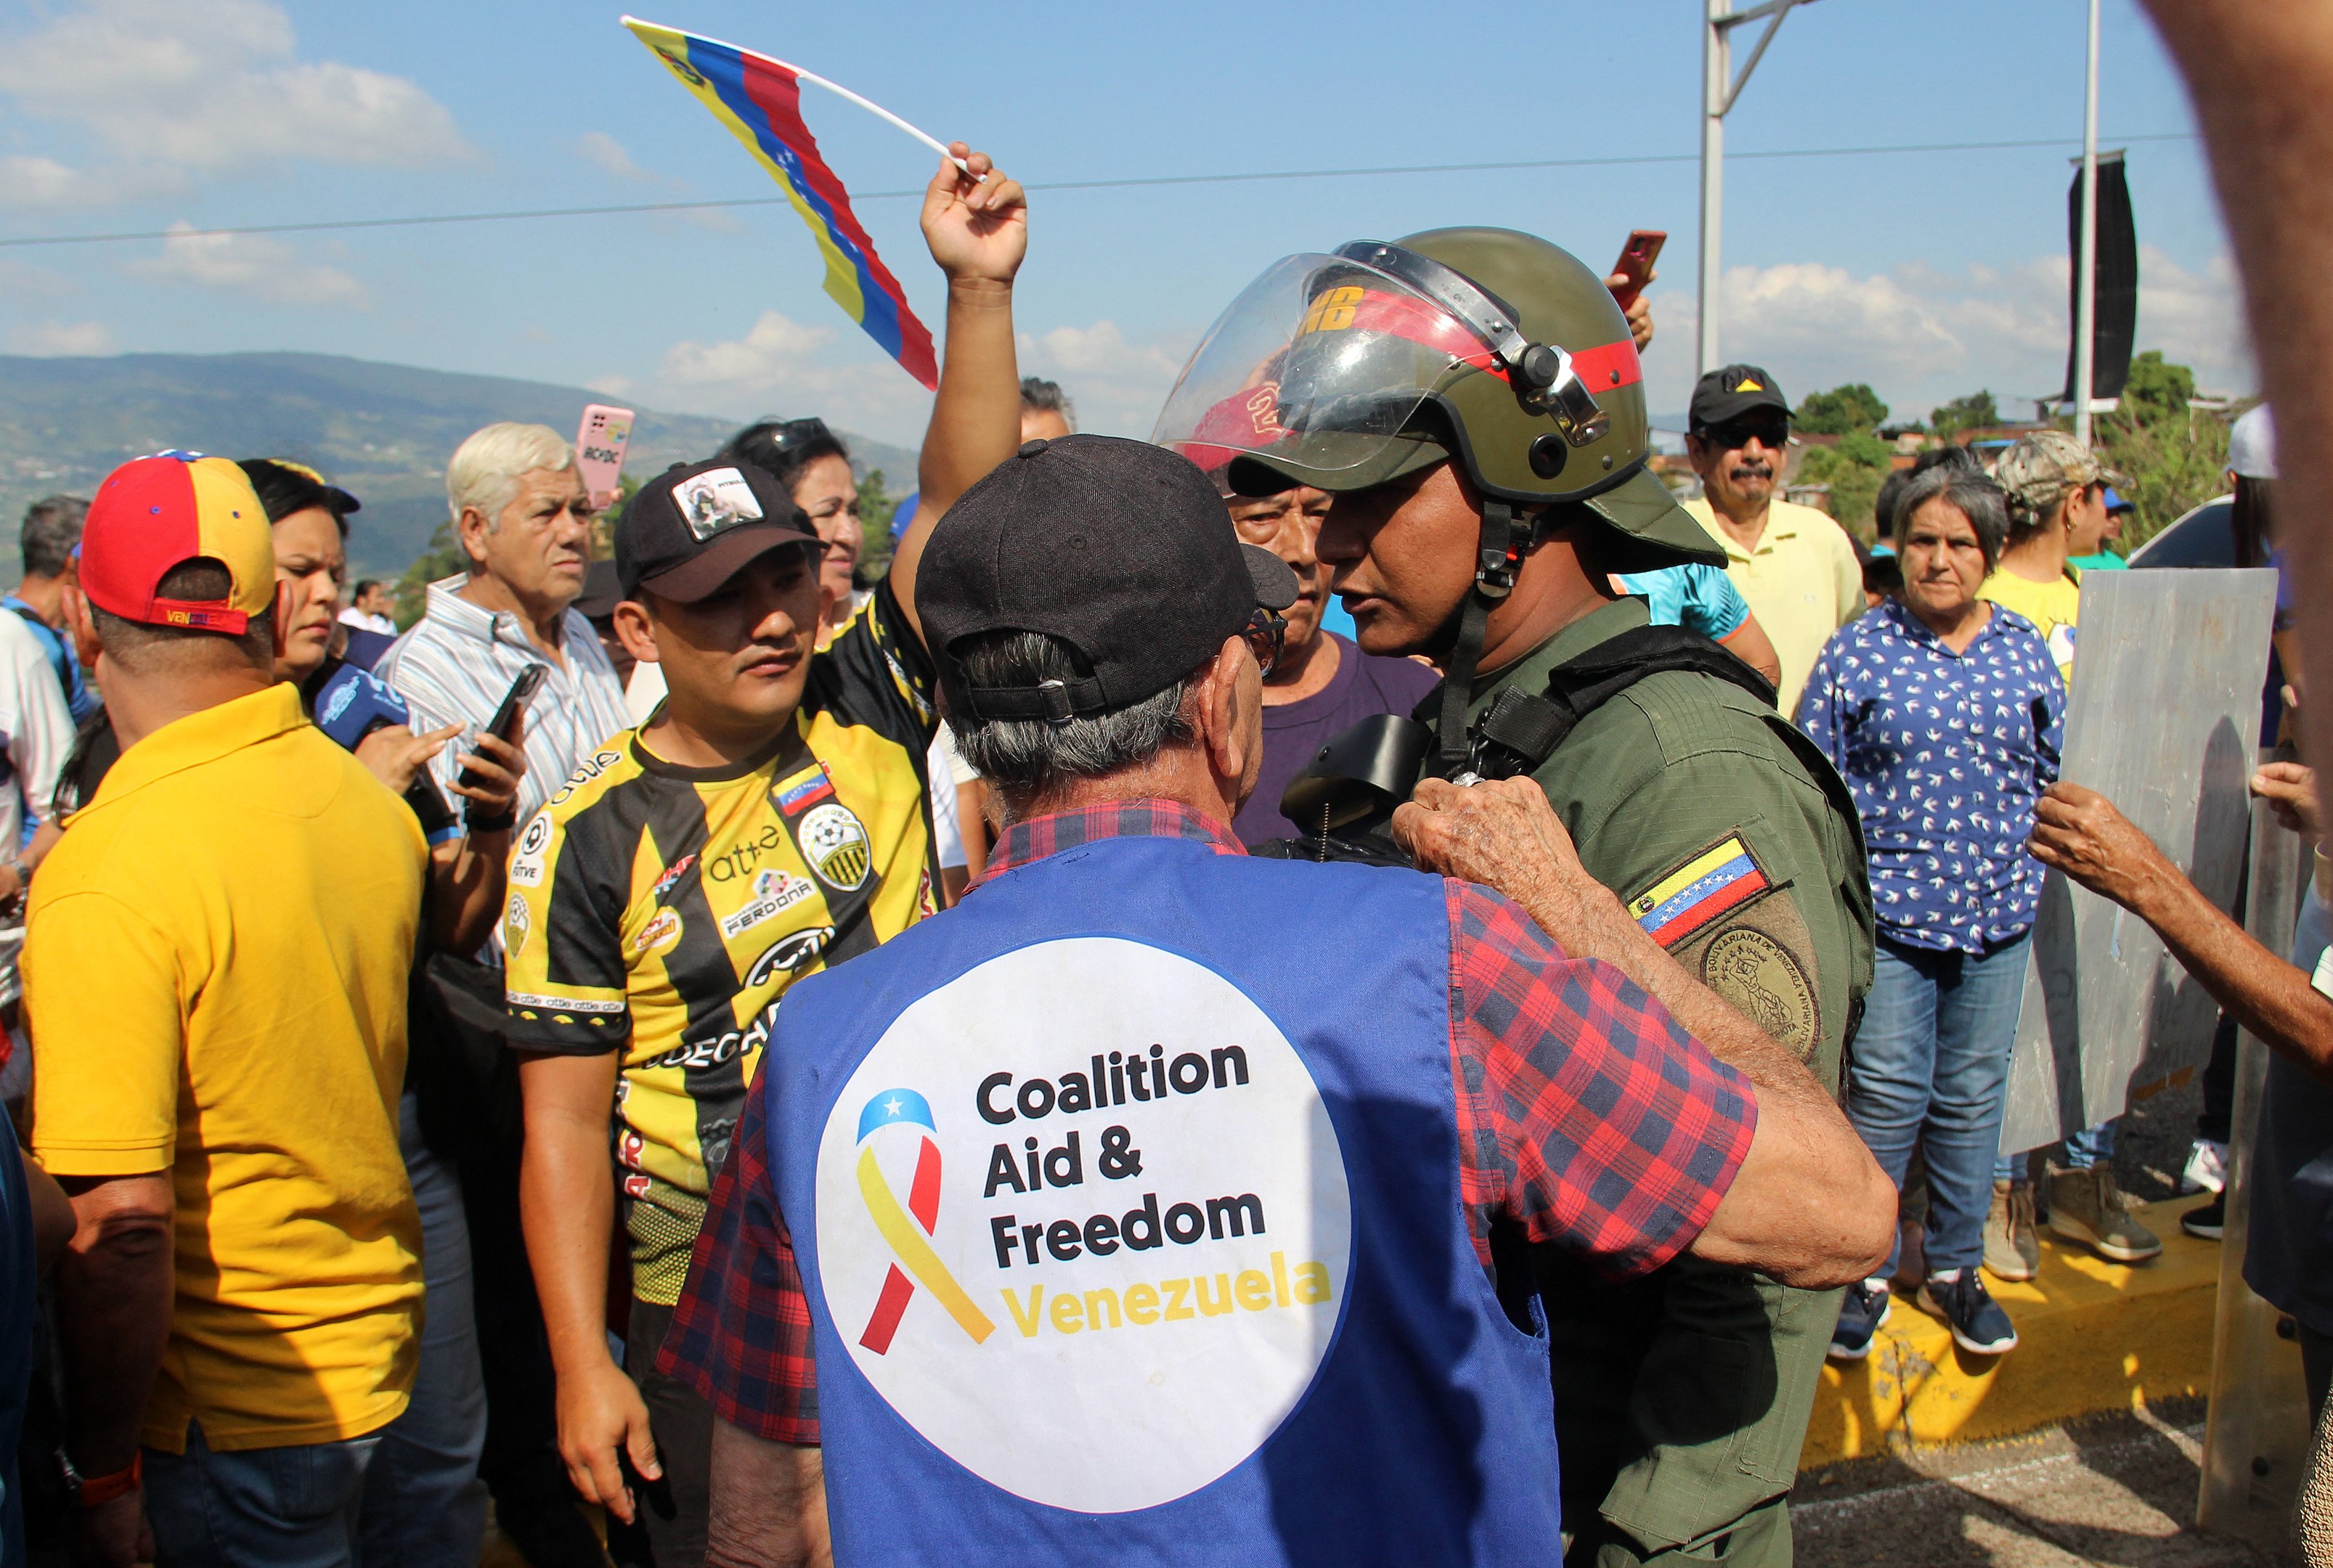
[
  {"xmin": 1606, "ymin": 269, "xmax": 1656, "ymax": 351},
  {"xmin": 558, "ymin": 1357, "xmax": 662, "ymax": 1525},
  {"xmin": 2027, "ymin": 782, "xmax": 2175, "ymax": 912},
  {"xmin": 921, "ymin": 142, "xmax": 1027, "ymax": 289},
  {"xmin": 1394, "ymin": 777, "xmax": 1642, "ymax": 958}
]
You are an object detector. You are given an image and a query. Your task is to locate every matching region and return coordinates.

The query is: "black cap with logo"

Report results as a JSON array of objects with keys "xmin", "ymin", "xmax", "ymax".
[
  {"xmin": 616, "ymin": 459, "xmax": 824, "ymax": 603},
  {"xmin": 916, "ymin": 435, "xmax": 1300, "ymax": 723},
  {"xmin": 1688, "ymin": 364, "xmax": 1791, "ymax": 431}
]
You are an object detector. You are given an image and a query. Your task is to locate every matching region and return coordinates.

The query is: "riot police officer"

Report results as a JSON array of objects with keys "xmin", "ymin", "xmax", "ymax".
[{"xmin": 1156, "ymin": 228, "xmax": 1875, "ymax": 1567}]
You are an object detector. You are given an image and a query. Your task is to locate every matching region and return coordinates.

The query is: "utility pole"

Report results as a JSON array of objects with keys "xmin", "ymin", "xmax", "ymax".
[
  {"xmin": 1699, "ymin": 0, "xmax": 1814, "ymax": 377},
  {"xmin": 2072, "ymin": 0, "xmax": 2102, "ymax": 447}
]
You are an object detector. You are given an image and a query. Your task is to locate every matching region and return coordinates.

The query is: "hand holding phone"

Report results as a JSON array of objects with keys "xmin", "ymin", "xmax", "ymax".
[
  {"xmin": 457, "ymin": 665, "xmax": 546, "ymax": 793},
  {"xmin": 1608, "ymin": 230, "xmax": 1666, "ymax": 311},
  {"xmin": 577, "ymin": 404, "xmax": 636, "ymax": 513}
]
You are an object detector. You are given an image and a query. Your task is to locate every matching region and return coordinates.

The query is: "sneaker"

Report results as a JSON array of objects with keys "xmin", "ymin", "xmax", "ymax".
[
  {"xmin": 1982, "ymin": 1180, "xmax": 2041, "ymax": 1283},
  {"xmin": 1829, "ymin": 1278, "xmax": 1892, "ymax": 1360},
  {"xmin": 2047, "ymin": 1165, "xmax": 2164, "ymax": 1263},
  {"xmin": 1921, "ymin": 1269, "xmax": 2019, "ymax": 1355},
  {"xmin": 2183, "ymin": 1194, "xmax": 2226, "ymax": 1240},
  {"xmin": 2183, "ymin": 1138, "xmax": 2230, "ymax": 1194}
]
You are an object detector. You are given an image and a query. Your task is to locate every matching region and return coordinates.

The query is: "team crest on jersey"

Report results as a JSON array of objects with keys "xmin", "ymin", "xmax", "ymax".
[
  {"xmin": 504, "ymin": 892, "xmax": 531, "ymax": 955},
  {"xmin": 634, "ymin": 907, "xmax": 683, "ymax": 955},
  {"xmin": 799, "ymin": 801, "xmax": 872, "ymax": 891}
]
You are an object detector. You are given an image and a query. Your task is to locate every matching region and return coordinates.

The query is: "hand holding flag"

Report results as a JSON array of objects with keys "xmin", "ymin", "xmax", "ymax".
[{"xmin": 921, "ymin": 141, "xmax": 1027, "ymax": 299}]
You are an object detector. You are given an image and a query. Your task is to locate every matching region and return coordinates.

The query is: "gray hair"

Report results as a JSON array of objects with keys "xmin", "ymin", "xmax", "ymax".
[
  {"xmin": 20, "ymin": 494, "xmax": 88, "ymax": 579},
  {"xmin": 950, "ymin": 630, "xmax": 1198, "ymax": 814},
  {"xmin": 1892, "ymin": 462, "xmax": 2010, "ymax": 572},
  {"xmin": 1019, "ymin": 377, "xmax": 1076, "ymax": 432},
  {"xmin": 446, "ymin": 422, "xmax": 575, "ymax": 552}
]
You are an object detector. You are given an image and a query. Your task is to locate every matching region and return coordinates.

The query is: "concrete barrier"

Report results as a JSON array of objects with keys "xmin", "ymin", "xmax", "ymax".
[{"xmin": 1804, "ymin": 1195, "xmax": 2222, "ymax": 1466}]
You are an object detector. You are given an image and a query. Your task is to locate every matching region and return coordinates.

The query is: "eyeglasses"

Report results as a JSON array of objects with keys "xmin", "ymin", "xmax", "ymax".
[
  {"xmin": 1242, "ymin": 605, "xmax": 1287, "ymax": 677},
  {"xmin": 1696, "ymin": 419, "xmax": 1790, "ymax": 452}
]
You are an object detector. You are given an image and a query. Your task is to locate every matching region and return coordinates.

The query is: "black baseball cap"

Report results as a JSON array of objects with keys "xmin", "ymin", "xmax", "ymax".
[
  {"xmin": 616, "ymin": 459, "xmax": 823, "ymax": 603},
  {"xmin": 1690, "ymin": 364, "xmax": 1791, "ymax": 430},
  {"xmin": 916, "ymin": 435, "xmax": 1300, "ymax": 722}
]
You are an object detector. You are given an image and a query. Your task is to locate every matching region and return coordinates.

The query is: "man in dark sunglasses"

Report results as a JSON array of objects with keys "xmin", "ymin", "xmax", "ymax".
[{"xmin": 1682, "ymin": 364, "xmax": 1865, "ymax": 716}]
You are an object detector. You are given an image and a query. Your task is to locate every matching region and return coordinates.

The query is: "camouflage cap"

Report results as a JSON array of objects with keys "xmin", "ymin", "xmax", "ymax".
[{"xmin": 1992, "ymin": 429, "xmax": 2129, "ymax": 528}]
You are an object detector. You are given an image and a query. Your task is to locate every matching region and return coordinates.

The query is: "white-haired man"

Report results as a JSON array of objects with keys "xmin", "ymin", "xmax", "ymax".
[{"xmin": 372, "ymin": 419, "xmax": 635, "ymax": 1567}]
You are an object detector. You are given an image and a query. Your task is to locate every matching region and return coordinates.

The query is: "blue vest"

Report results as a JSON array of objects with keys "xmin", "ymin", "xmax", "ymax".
[{"xmin": 765, "ymin": 833, "xmax": 1563, "ymax": 1566}]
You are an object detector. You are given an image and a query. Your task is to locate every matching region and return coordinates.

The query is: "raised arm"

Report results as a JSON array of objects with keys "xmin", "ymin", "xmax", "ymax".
[
  {"xmin": 889, "ymin": 143, "xmax": 1028, "ymax": 649},
  {"xmin": 1394, "ymin": 777, "xmax": 1894, "ymax": 1289}
]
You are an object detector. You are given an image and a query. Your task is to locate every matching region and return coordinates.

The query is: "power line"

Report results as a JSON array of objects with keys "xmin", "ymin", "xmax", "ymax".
[{"xmin": 0, "ymin": 130, "xmax": 2201, "ymax": 250}]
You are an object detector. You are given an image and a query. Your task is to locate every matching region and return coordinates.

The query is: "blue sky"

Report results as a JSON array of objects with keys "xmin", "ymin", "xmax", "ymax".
[{"xmin": 0, "ymin": 0, "xmax": 2239, "ymax": 450}]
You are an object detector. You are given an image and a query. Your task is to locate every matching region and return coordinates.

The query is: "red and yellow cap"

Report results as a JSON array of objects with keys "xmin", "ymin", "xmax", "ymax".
[{"xmin": 81, "ymin": 452, "xmax": 277, "ymax": 634}]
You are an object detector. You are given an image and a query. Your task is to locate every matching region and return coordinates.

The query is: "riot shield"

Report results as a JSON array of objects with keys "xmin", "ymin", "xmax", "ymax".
[{"xmin": 1998, "ymin": 568, "xmax": 2278, "ymax": 1154}]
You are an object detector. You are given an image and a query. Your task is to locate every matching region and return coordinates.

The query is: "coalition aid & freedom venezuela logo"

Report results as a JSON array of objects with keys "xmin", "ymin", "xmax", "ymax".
[{"xmin": 815, "ymin": 937, "xmax": 1352, "ymax": 1514}]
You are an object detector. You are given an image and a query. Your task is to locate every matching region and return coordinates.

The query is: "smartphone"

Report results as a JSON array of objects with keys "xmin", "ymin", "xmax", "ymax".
[
  {"xmin": 457, "ymin": 665, "xmax": 547, "ymax": 791},
  {"xmin": 576, "ymin": 404, "xmax": 636, "ymax": 513},
  {"xmin": 1608, "ymin": 229, "xmax": 1667, "ymax": 311}
]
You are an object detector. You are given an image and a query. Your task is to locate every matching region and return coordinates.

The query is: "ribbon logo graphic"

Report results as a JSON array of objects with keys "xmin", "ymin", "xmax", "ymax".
[{"xmin": 854, "ymin": 1089, "xmax": 993, "ymax": 1352}]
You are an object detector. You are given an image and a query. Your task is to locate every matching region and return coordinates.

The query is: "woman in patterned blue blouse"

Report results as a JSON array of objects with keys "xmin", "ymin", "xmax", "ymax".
[{"xmin": 1798, "ymin": 462, "xmax": 2066, "ymax": 1362}]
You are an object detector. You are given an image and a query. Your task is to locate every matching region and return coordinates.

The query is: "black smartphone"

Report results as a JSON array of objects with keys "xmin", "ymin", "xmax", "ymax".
[{"xmin": 457, "ymin": 664, "xmax": 546, "ymax": 790}]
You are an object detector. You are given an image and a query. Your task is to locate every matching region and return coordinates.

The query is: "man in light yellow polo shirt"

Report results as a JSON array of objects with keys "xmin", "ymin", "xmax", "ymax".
[
  {"xmin": 25, "ymin": 452, "xmax": 426, "ymax": 1568},
  {"xmin": 1682, "ymin": 364, "xmax": 1863, "ymax": 716}
]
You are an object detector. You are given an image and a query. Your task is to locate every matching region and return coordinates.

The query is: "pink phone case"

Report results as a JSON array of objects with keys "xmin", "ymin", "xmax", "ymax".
[{"xmin": 577, "ymin": 404, "xmax": 636, "ymax": 510}]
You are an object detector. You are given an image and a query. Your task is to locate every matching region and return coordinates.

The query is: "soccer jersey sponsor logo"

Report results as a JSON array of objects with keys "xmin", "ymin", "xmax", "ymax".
[
  {"xmin": 800, "ymin": 801, "xmax": 872, "ymax": 891},
  {"xmin": 634, "ymin": 907, "xmax": 683, "ymax": 955},
  {"xmin": 720, "ymin": 870, "xmax": 817, "ymax": 939},
  {"xmin": 510, "ymin": 811, "xmax": 553, "ymax": 886},
  {"xmin": 650, "ymin": 853, "xmax": 698, "ymax": 904},
  {"xmin": 548, "ymin": 748, "xmax": 626, "ymax": 809},
  {"xmin": 743, "ymin": 924, "xmax": 835, "ymax": 987},
  {"xmin": 506, "ymin": 989, "xmax": 624, "ymax": 1015}
]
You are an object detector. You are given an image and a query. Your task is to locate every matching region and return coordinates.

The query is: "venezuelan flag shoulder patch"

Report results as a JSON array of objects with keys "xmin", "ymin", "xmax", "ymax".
[{"xmin": 1628, "ymin": 833, "xmax": 1772, "ymax": 947}]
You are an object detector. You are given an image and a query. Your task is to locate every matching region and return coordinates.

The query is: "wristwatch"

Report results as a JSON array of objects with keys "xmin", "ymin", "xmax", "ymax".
[{"xmin": 58, "ymin": 1447, "xmax": 141, "ymax": 1508}]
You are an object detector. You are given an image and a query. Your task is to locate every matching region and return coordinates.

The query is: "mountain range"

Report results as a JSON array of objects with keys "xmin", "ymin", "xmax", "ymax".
[{"xmin": 0, "ymin": 352, "xmax": 920, "ymax": 585}]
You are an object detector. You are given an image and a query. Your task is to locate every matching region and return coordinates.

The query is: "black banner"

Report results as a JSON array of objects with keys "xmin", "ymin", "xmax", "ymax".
[{"xmin": 2060, "ymin": 150, "xmax": 2138, "ymax": 404}]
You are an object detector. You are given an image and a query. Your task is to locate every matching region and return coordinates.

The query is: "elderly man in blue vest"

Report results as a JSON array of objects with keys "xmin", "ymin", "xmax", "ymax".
[{"xmin": 650, "ymin": 434, "xmax": 1893, "ymax": 1567}]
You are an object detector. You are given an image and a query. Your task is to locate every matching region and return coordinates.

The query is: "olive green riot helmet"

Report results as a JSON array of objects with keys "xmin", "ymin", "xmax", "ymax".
[{"xmin": 1152, "ymin": 226, "xmax": 1724, "ymax": 573}]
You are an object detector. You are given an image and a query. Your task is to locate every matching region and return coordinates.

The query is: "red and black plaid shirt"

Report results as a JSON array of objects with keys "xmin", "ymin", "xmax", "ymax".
[{"xmin": 656, "ymin": 799, "xmax": 1756, "ymax": 1446}]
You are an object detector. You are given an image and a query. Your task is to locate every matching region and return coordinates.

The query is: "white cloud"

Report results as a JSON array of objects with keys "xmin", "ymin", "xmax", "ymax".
[
  {"xmin": 0, "ymin": 0, "xmax": 467, "ymax": 206},
  {"xmin": 7, "ymin": 320, "xmax": 113, "ymax": 355},
  {"xmin": 1016, "ymin": 319, "xmax": 1197, "ymax": 437},
  {"xmin": 577, "ymin": 131, "xmax": 652, "ymax": 184},
  {"xmin": 585, "ymin": 373, "xmax": 636, "ymax": 399},
  {"xmin": 661, "ymin": 311, "xmax": 834, "ymax": 390},
  {"xmin": 129, "ymin": 224, "xmax": 367, "ymax": 307},
  {"xmin": 1641, "ymin": 248, "xmax": 2253, "ymax": 423}
]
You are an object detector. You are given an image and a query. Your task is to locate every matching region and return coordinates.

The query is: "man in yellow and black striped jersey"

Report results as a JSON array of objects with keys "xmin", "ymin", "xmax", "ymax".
[{"xmin": 505, "ymin": 144, "xmax": 1030, "ymax": 1567}]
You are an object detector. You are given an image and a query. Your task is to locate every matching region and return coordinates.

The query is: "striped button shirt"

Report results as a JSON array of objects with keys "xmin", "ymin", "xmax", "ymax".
[{"xmin": 375, "ymin": 576, "xmax": 635, "ymax": 956}]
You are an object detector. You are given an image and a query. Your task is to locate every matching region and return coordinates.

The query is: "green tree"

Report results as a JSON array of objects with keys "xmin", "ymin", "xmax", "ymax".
[
  {"xmin": 854, "ymin": 467, "xmax": 902, "ymax": 588},
  {"xmin": 394, "ymin": 521, "xmax": 468, "ymax": 628},
  {"xmin": 1929, "ymin": 390, "xmax": 2000, "ymax": 441},
  {"xmin": 1793, "ymin": 430, "xmax": 1894, "ymax": 535},
  {"xmin": 2091, "ymin": 352, "xmax": 2230, "ymax": 552},
  {"xmin": 1795, "ymin": 383, "xmax": 1889, "ymax": 436}
]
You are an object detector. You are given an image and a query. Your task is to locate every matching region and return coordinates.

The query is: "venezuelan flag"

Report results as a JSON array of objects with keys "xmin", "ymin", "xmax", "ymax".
[{"xmin": 625, "ymin": 19, "xmax": 940, "ymax": 390}]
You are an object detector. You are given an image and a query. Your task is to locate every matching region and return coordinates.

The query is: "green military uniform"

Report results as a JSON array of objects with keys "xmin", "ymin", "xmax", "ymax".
[
  {"xmin": 1457, "ymin": 595, "xmax": 1873, "ymax": 1566},
  {"xmin": 1154, "ymin": 224, "xmax": 1878, "ymax": 1567}
]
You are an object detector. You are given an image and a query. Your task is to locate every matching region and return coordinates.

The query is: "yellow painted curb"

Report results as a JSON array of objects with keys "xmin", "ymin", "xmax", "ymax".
[{"xmin": 1803, "ymin": 1196, "xmax": 2220, "ymax": 1466}]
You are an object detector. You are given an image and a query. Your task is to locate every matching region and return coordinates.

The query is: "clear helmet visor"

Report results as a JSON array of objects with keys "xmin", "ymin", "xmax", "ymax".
[{"xmin": 1152, "ymin": 252, "xmax": 1502, "ymax": 494}]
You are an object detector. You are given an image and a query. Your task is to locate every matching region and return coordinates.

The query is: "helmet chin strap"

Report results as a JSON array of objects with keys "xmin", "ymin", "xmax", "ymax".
[{"xmin": 1436, "ymin": 498, "xmax": 1534, "ymax": 775}]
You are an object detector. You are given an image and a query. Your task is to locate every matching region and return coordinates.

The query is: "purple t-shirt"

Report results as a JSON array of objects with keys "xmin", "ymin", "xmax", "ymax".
[{"xmin": 1233, "ymin": 632, "xmax": 1443, "ymax": 846}]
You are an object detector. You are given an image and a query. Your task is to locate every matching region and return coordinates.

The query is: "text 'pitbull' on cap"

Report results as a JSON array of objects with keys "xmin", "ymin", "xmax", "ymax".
[{"xmin": 915, "ymin": 436, "xmax": 1298, "ymax": 724}]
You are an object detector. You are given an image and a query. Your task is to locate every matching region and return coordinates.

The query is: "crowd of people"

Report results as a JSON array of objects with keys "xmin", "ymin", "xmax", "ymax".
[{"xmin": 0, "ymin": 87, "xmax": 2326, "ymax": 1568}]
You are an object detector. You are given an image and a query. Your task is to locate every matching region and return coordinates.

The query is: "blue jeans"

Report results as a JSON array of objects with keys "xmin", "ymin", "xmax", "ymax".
[
  {"xmin": 145, "ymin": 1424, "xmax": 381, "ymax": 1568},
  {"xmin": 1995, "ymin": 1120, "xmax": 2116, "ymax": 1180},
  {"xmin": 1849, "ymin": 932, "xmax": 2032, "ymax": 1274},
  {"xmin": 358, "ymin": 1089, "xmax": 488, "ymax": 1568}
]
